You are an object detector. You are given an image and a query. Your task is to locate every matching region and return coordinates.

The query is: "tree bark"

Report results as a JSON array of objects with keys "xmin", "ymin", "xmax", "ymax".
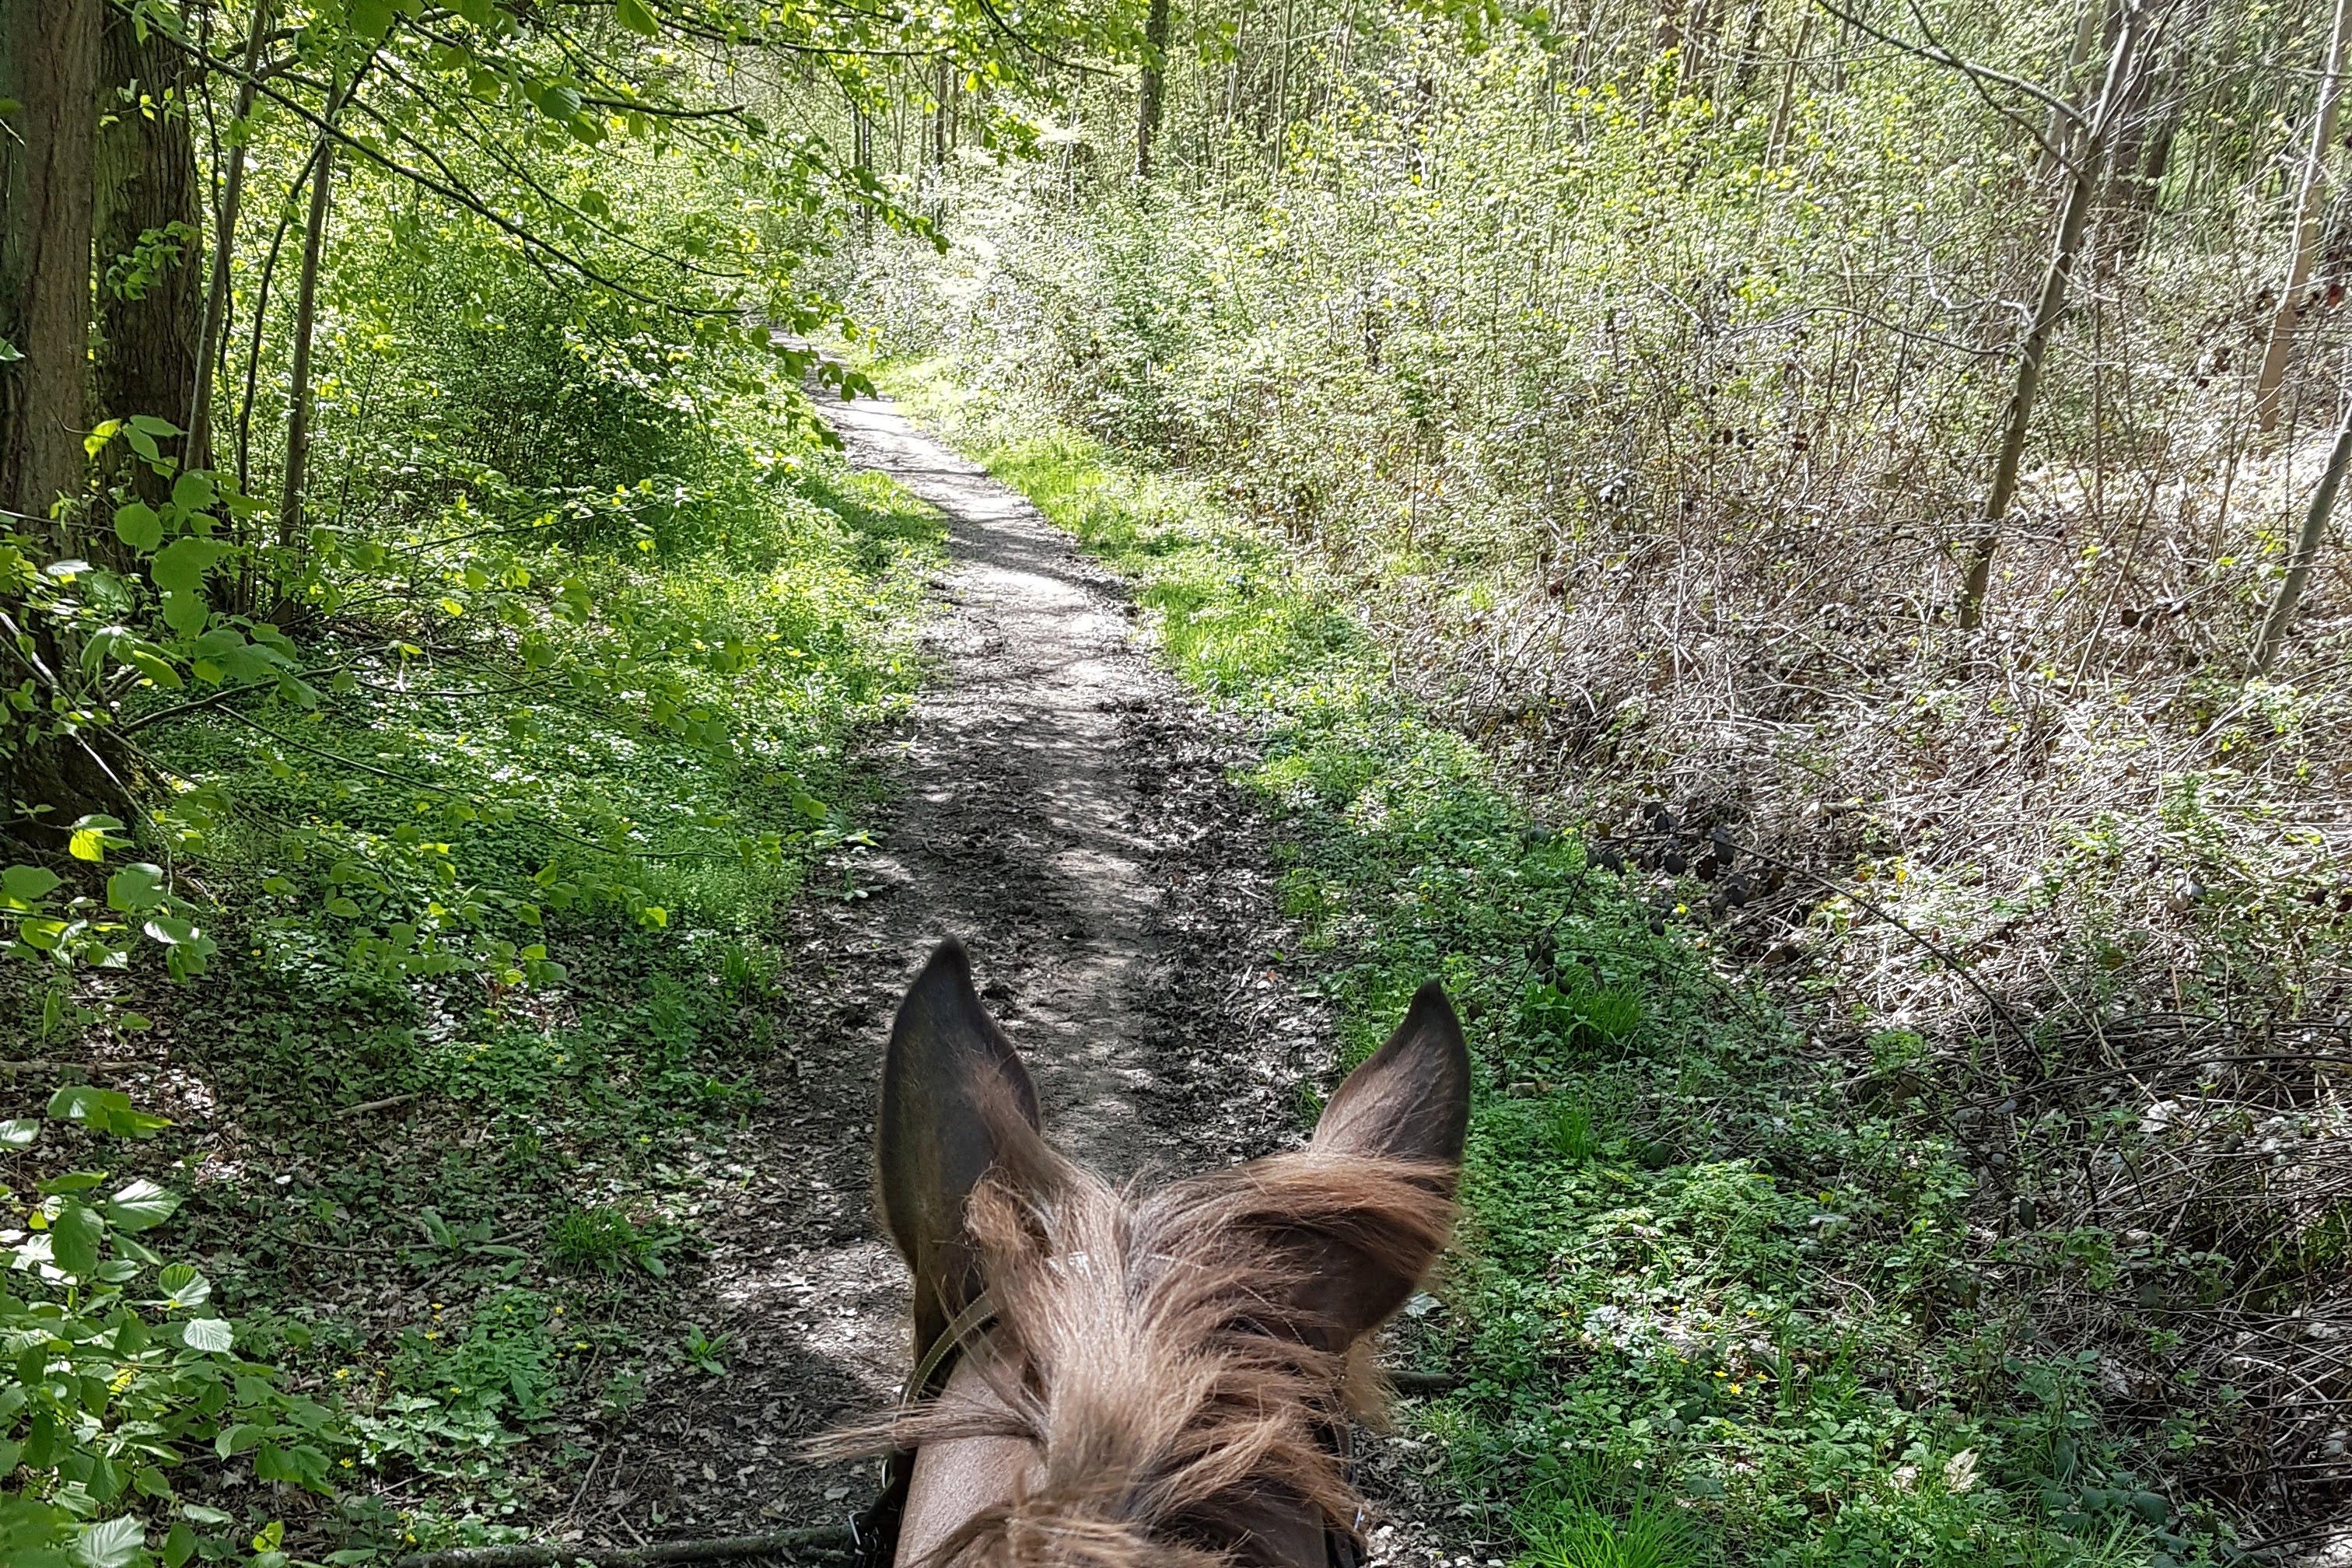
[
  {"xmin": 1765, "ymin": 10, "xmax": 1811, "ymax": 168},
  {"xmin": 2252, "ymin": 0, "xmax": 2352, "ymax": 434},
  {"xmin": 93, "ymin": 0, "xmax": 203, "ymax": 505},
  {"xmin": 2252, "ymin": 396, "xmax": 2352, "ymax": 674},
  {"xmin": 1956, "ymin": 0, "xmax": 2151, "ymax": 629},
  {"xmin": 1136, "ymin": 0, "xmax": 1173, "ymax": 178},
  {"xmin": 1727, "ymin": 0, "xmax": 1771, "ymax": 104},
  {"xmin": 0, "ymin": 1, "xmax": 135, "ymax": 836},
  {"xmin": 2037, "ymin": 0, "xmax": 2108, "ymax": 180},
  {"xmin": 0, "ymin": 0, "xmax": 102, "ymax": 531},
  {"xmin": 932, "ymin": 58, "xmax": 950, "ymax": 172},
  {"xmin": 278, "ymin": 117, "xmax": 338, "ymax": 553},
  {"xmin": 188, "ymin": 0, "xmax": 274, "ymax": 477}
]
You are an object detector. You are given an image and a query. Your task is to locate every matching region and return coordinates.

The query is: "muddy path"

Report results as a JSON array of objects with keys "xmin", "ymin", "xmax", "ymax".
[{"xmin": 594, "ymin": 391, "xmax": 1472, "ymax": 1567}]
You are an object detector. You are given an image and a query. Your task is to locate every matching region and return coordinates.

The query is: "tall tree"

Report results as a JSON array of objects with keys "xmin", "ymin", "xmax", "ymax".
[
  {"xmin": 277, "ymin": 103, "xmax": 341, "ymax": 556},
  {"xmin": 1136, "ymin": 0, "xmax": 1174, "ymax": 178},
  {"xmin": 188, "ymin": 0, "xmax": 274, "ymax": 476},
  {"xmin": 2252, "ymin": 0, "xmax": 2352, "ymax": 433},
  {"xmin": 0, "ymin": 0, "xmax": 134, "ymax": 830},
  {"xmin": 1956, "ymin": 0, "xmax": 2152, "ymax": 628},
  {"xmin": 93, "ymin": 0, "xmax": 204, "ymax": 501},
  {"xmin": 0, "ymin": 1, "xmax": 102, "ymax": 530}
]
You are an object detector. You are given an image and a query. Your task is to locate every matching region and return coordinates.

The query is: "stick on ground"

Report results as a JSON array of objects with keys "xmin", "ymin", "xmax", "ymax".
[{"xmin": 392, "ymin": 1524, "xmax": 856, "ymax": 1568}]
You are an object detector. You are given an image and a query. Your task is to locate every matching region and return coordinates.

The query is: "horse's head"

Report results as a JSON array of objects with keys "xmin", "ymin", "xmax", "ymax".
[{"xmin": 828, "ymin": 939, "xmax": 1470, "ymax": 1568}]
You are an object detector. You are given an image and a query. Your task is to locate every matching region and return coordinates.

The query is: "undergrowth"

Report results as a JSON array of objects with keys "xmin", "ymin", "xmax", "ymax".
[
  {"xmin": 2, "ymin": 430, "xmax": 943, "ymax": 1559},
  {"xmin": 875, "ymin": 360, "xmax": 2278, "ymax": 1568}
]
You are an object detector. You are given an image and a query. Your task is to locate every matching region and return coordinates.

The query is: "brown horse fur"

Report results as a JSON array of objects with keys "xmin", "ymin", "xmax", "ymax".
[{"xmin": 817, "ymin": 940, "xmax": 1472, "ymax": 1568}]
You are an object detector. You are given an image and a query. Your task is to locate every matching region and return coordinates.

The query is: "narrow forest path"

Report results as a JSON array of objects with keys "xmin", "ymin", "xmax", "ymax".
[{"xmin": 596, "ymin": 391, "xmax": 1472, "ymax": 1567}]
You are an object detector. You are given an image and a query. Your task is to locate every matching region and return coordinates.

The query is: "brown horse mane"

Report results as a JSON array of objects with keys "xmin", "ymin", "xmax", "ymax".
[{"xmin": 816, "ymin": 1122, "xmax": 1457, "ymax": 1568}]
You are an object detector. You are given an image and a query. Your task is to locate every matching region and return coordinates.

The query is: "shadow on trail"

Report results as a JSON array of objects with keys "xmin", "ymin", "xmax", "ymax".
[{"xmin": 598, "ymin": 390, "xmax": 1459, "ymax": 1566}]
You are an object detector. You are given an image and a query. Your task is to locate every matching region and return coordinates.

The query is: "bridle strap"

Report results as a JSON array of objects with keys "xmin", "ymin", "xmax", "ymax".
[
  {"xmin": 852, "ymin": 1291, "xmax": 1000, "ymax": 1568},
  {"xmin": 905, "ymin": 1290, "xmax": 1001, "ymax": 1409}
]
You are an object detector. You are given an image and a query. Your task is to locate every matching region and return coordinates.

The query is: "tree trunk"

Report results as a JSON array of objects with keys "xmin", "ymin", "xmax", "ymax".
[
  {"xmin": 2251, "ymin": 396, "xmax": 2352, "ymax": 674},
  {"xmin": 0, "ymin": 0, "xmax": 133, "ymax": 836},
  {"xmin": 933, "ymin": 58, "xmax": 950, "ymax": 173},
  {"xmin": 2252, "ymin": 0, "xmax": 2352, "ymax": 434},
  {"xmin": 2098, "ymin": 0, "xmax": 2189, "ymax": 264},
  {"xmin": 1956, "ymin": 0, "xmax": 2151, "ymax": 629},
  {"xmin": 0, "ymin": 0, "xmax": 101, "ymax": 532},
  {"xmin": 1765, "ymin": 10, "xmax": 1811, "ymax": 168},
  {"xmin": 1136, "ymin": 0, "xmax": 1174, "ymax": 178},
  {"xmin": 189, "ymin": 0, "xmax": 273, "ymax": 477},
  {"xmin": 277, "ymin": 121, "xmax": 338, "ymax": 553},
  {"xmin": 1727, "ymin": 0, "xmax": 1771, "ymax": 105},
  {"xmin": 93, "ymin": 0, "xmax": 202, "ymax": 507},
  {"xmin": 2037, "ymin": 0, "xmax": 2107, "ymax": 180}
]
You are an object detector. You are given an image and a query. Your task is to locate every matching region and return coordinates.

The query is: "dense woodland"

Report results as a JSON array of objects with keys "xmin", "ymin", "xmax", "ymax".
[{"xmin": 3, "ymin": 0, "xmax": 2351, "ymax": 1566}]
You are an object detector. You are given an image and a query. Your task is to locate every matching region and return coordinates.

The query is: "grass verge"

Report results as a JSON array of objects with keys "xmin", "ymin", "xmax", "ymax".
[{"xmin": 2, "ymin": 444, "xmax": 943, "ymax": 1560}]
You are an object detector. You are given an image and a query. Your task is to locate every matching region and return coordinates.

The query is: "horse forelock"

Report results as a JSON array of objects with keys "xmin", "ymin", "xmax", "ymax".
[{"xmin": 825, "ymin": 1136, "xmax": 1457, "ymax": 1568}]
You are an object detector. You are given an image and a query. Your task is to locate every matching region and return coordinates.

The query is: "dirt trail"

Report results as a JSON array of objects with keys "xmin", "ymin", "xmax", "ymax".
[{"xmin": 600, "ymin": 391, "xmax": 1471, "ymax": 1567}]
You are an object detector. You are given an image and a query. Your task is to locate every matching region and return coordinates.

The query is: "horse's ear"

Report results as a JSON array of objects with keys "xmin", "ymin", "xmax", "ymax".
[
  {"xmin": 1312, "ymin": 982, "xmax": 1471, "ymax": 1170},
  {"xmin": 1281, "ymin": 982, "xmax": 1470, "ymax": 1345},
  {"xmin": 877, "ymin": 940, "xmax": 1042, "ymax": 1356}
]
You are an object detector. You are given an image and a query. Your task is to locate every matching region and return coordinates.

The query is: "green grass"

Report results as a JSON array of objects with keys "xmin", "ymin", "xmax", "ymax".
[
  {"xmin": 873, "ymin": 359, "xmax": 2227, "ymax": 1568},
  {"xmin": 1, "ymin": 439, "xmax": 946, "ymax": 1559}
]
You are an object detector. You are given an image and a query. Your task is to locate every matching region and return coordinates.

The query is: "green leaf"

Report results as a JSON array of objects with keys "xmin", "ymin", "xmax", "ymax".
[
  {"xmin": 107, "ymin": 864, "xmax": 166, "ymax": 915},
  {"xmin": 50, "ymin": 1199, "xmax": 105, "ymax": 1278},
  {"xmin": 162, "ymin": 1523, "xmax": 194, "ymax": 1568},
  {"xmin": 47, "ymin": 1084, "xmax": 127, "ymax": 1129},
  {"xmin": 169, "ymin": 471, "xmax": 215, "ymax": 514},
  {"xmin": 142, "ymin": 915, "xmax": 197, "ymax": 946},
  {"xmin": 183, "ymin": 1318, "xmax": 234, "ymax": 1355},
  {"xmin": 158, "ymin": 1262, "xmax": 211, "ymax": 1308},
  {"xmin": 70, "ymin": 1516, "xmax": 145, "ymax": 1568},
  {"xmin": 2, "ymin": 864, "xmax": 63, "ymax": 904},
  {"xmin": 124, "ymin": 647, "xmax": 184, "ymax": 690},
  {"xmin": 0, "ymin": 1118, "xmax": 37, "ymax": 1150},
  {"xmin": 160, "ymin": 590, "xmax": 208, "ymax": 638},
  {"xmin": 114, "ymin": 502, "xmax": 163, "ymax": 553},
  {"xmin": 107, "ymin": 1178, "xmax": 177, "ymax": 1233},
  {"xmin": 150, "ymin": 537, "xmax": 227, "ymax": 596},
  {"xmin": 616, "ymin": 0, "xmax": 659, "ymax": 33},
  {"xmin": 127, "ymin": 415, "xmax": 180, "ymax": 439}
]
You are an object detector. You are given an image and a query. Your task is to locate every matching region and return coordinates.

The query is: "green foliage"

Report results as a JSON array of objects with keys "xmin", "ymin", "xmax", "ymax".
[
  {"xmin": 1, "ymin": 1090, "xmax": 345, "ymax": 1568},
  {"xmin": 8, "ymin": 14, "xmax": 957, "ymax": 1548},
  {"xmin": 677, "ymin": 1325, "xmax": 728, "ymax": 1377},
  {"xmin": 1517, "ymin": 1476, "xmax": 1701, "ymax": 1568},
  {"xmin": 545, "ymin": 1206, "xmax": 676, "ymax": 1278},
  {"xmin": 877, "ymin": 378, "xmax": 2249, "ymax": 1568}
]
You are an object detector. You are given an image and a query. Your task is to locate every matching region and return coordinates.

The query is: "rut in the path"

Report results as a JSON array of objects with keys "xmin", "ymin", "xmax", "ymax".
[{"xmin": 594, "ymin": 393, "xmax": 1475, "ymax": 1568}]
